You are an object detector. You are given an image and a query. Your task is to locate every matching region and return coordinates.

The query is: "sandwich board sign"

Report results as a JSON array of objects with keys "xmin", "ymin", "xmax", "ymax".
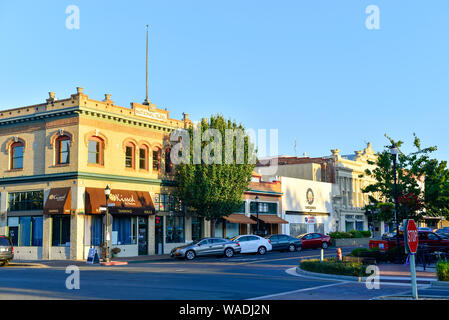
[{"xmin": 86, "ymin": 248, "xmax": 100, "ymax": 264}]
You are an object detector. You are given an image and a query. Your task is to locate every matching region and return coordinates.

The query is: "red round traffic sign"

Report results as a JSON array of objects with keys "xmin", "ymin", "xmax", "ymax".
[{"xmin": 406, "ymin": 219, "xmax": 419, "ymax": 254}]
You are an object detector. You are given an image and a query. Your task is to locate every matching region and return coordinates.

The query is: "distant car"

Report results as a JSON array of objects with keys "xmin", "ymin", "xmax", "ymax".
[
  {"xmin": 0, "ymin": 236, "xmax": 13, "ymax": 266},
  {"xmin": 418, "ymin": 227, "xmax": 434, "ymax": 232},
  {"xmin": 436, "ymin": 228, "xmax": 449, "ymax": 238},
  {"xmin": 170, "ymin": 237, "xmax": 241, "ymax": 260},
  {"xmin": 297, "ymin": 233, "xmax": 332, "ymax": 249},
  {"xmin": 266, "ymin": 234, "xmax": 302, "ymax": 252},
  {"xmin": 231, "ymin": 235, "xmax": 272, "ymax": 255}
]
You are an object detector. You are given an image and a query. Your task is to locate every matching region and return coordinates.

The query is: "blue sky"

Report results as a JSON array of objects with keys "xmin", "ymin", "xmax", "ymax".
[{"xmin": 0, "ymin": 1, "xmax": 448, "ymax": 161}]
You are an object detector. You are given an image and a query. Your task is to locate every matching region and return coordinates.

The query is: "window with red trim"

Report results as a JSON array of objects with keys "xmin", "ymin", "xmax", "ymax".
[
  {"xmin": 11, "ymin": 142, "xmax": 24, "ymax": 169},
  {"xmin": 125, "ymin": 143, "xmax": 135, "ymax": 169},
  {"xmin": 139, "ymin": 146, "xmax": 148, "ymax": 170},
  {"xmin": 165, "ymin": 148, "xmax": 173, "ymax": 173},
  {"xmin": 88, "ymin": 137, "xmax": 104, "ymax": 165},
  {"xmin": 152, "ymin": 147, "xmax": 161, "ymax": 172},
  {"xmin": 56, "ymin": 135, "xmax": 70, "ymax": 165}
]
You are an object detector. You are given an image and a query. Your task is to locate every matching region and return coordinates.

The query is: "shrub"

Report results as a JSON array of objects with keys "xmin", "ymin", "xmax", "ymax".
[
  {"xmin": 436, "ymin": 260, "xmax": 449, "ymax": 281},
  {"xmin": 300, "ymin": 258, "xmax": 366, "ymax": 277},
  {"xmin": 350, "ymin": 248, "xmax": 370, "ymax": 257},
  {"xmin": 329, "ymin": 232, "xmax": 352, "ymax": 239}
]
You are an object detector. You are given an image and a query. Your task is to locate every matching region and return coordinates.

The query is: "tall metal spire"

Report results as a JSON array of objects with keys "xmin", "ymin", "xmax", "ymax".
[{"xmin": 143, "ymin": 24, "xmax": 150, "ymax": 105}]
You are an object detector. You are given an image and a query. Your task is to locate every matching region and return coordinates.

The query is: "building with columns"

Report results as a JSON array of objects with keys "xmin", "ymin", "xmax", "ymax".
[
  {"xmin": 0, "ymin": 87, "xmax": 198, "ymax": 260},
  {"xmin": 255, "ymin": 143, "xmax": 382, "ymax": 236}
]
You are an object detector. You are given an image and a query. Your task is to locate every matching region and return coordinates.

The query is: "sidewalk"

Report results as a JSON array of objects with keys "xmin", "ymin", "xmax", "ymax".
[
  {"xmin": 378, "ymin": 263, "xmax": 436, "ymax": 279},
  {"xmin": 12, "ymin": 254, "xmax": 172, "ymax": 268}
]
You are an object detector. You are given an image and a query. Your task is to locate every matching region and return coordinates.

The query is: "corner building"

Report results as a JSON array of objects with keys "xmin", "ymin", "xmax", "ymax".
[{"xmin": 0, "ymin": 87, "xmax": 198, "ymax": 260}]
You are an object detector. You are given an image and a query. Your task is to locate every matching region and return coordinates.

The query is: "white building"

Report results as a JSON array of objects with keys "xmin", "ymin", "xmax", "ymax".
[{"xmin": 279, "ymin": 176, "xmax": 333, "ymax": 236}]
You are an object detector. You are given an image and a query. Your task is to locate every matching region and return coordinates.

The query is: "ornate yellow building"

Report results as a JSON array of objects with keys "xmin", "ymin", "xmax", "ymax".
[{"xmin": 0, "ymin": 87, "xmax": 203, "ymax": 260}]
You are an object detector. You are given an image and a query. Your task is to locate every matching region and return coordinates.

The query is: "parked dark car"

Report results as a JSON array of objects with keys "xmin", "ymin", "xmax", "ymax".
[
  {"xmin": 170, "ymin": 237, "xmax": 241, "ymax": 260},
  {"xmin": 0, "ymin": 236, "xmax": 13, "ymax": 266},
  {"xmin": 297, "ymin": 233, "xmax": 332, "ymax": 249},
  {"xmin": 266, "ymin": 234, "xmax": 302, "ymax": 252}
]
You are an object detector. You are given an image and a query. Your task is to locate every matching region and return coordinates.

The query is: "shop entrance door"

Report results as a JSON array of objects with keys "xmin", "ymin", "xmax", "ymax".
[
  {"xmin": 138, "ymin": 217, "xmax": 148, "ymax": 256},
  {"xmin": 155, "ymin": 216, "xmax": 164, "ymax": 255}
]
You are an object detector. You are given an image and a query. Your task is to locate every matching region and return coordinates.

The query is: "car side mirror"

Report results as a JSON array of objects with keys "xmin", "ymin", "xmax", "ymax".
[{"xmin": 197, "ymin": 243, "xmax": 202, "ymax": 246}]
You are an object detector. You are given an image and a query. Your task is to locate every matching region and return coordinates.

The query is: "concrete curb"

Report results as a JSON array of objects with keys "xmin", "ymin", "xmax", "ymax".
[{"xmin": 295, "ymin": 266, "xmax": 367, "ymax": 282}]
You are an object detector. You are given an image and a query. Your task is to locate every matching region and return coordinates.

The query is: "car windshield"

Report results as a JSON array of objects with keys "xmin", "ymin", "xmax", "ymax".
[
  {"xmin": 298, "ymin": 233, "xmax": 308, "ymax": 238},
  {"xmin": 230, "ymin": 236, "xmax": 240, "ymax": 241}
]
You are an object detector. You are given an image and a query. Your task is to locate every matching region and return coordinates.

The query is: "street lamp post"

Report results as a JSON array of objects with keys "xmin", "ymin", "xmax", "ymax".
[
  {"xmin": 390, "ymin": 144, "xmax": 401, "ymax": 263},
  {"xmin": 104, "ymin": 184, "xmax": 111, "ymax": 263},
  {"xmin": 255, "ymin": 196, "xmax": 260, "ymax": 236}
]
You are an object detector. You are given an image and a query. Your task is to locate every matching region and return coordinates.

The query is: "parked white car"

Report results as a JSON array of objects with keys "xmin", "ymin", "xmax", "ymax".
[{"xmin": 231, "ymin": 235, "xmax": 272, "ymax": 255}]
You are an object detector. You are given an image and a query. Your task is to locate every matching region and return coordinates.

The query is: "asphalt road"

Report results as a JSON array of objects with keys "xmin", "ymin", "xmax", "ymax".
[{"xmin": 1, "ymin": 248, "xmax": 448, "ymax": 300}]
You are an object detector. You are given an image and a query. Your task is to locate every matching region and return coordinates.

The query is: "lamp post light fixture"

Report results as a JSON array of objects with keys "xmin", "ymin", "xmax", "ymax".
[
  {"xmin": 389, "ymin": 144, "xmax": 401, "ymax": 263},
  {"xmin": 104, "ymin": 184, "xmax": 111, "ymax": 263},
  {"xmin": 255, "ymin": 196, "xmax": 260, "ymax": 236}
]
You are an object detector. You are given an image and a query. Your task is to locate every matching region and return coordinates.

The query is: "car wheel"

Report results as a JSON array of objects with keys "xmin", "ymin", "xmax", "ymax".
[
  {"xmin": 224, "ymin": 248, "xmax": 234, "ymax": 258},
  {"xmin": 322, "ymin": 242, "xmax": 329, "ymax": 249},
  {"xmin": 288, "ymin": 244, "xmax": 296, "ymax": 252},
  {"xmin": 185, "ymin": 250, "xmax": 196, "ymax": 260},
  {"xmin": 258, "ymin": 246, "xmax": 267, "ymax": 255}
]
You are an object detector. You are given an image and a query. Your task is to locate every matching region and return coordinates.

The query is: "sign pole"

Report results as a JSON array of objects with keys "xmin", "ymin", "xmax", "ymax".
[
  {"xmin": 410, "ymin": 253, "xmax": 418, "ymax": 300},
  {"xmin": 404, "ymin": 219, "xmax": 419, "ymax": 300}
]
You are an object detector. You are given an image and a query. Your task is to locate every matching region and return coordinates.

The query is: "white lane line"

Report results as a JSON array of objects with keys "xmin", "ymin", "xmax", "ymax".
[{"xmin": 247, "ymin": 281, "xmax": 349, "ymax": 300}]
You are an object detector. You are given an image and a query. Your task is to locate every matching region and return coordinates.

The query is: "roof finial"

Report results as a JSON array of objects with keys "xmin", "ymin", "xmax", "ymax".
[{"xmin": 143, "ymin": 24, "xmax": 150, "ymax": 106}]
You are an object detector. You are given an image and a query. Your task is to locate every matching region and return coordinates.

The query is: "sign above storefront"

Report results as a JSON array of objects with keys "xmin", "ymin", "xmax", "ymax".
[
  {"xmin": 134, "ymin": 107, "xmax": 168, "ymax": 122},
  {"xmin": 85, "ymin": 188, "xmax": 155, "ymax": 215},
  {"xmin": 305, "ymin": 216, "xmax": 316, "ymax": 224},
  {"xmin": 44, "ymin": 187, "xmax": 71, "ymax": 215}
]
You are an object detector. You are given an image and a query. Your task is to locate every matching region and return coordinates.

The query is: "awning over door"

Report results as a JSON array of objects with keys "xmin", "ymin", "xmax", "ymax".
[
  {"xmin": 85, "ymin": 188, "xmax": 155, "ymax": 215},
  {"xmin": 223, "ymin": 214, "xmax": 257, "ymax": 225},
  {"xmin": 251, "ymin": 214, "xmax": 289, "ymax": 224},
  {"xmin": 44, "ymin": 187, "xmax": 71, "ymax": 215}
]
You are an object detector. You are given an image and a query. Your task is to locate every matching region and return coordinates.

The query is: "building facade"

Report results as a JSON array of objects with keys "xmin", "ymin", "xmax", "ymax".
[
  {"xmin": 256, "ymin": 143, "xmax": 381, "ymax": 235},
  {"xmin": 279, "ymin": 176, "xmax": 333, "ymax": 237},
  {"xmin": 0, "ymin": 88, "xmax": 201, "ymax": 260}
]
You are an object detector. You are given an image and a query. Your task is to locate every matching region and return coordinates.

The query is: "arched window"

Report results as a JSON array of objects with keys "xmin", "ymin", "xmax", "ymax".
[
  {"xmin": 11, "ymin": 142, "xmax": 24, "ymax": 169},
  {"xmin": 125, "ymin": 143, "xmax": 135, "ymax": 169},
  {"xmin": 165, "ymin": 148, "xmax": 173, "ymax": 173},
  {"xmin": 88, "ymin": 136, "xmax": 104, "ymax": 165},
  {"xmin": 55, "ymin": 135, "xmax": 70, "ymax": 165},
  {"xmin": 152, "ymin": 147, "xmax": 161, "ymax": 172},
  {"xmin": 139, "ymin": 145, "xmax": 148, "ymax": 170}
]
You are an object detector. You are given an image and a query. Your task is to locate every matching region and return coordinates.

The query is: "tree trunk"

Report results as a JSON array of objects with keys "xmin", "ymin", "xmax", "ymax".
[{"xmin": 210, "ymin": 218, "xmax": 216, "ymax": 237}]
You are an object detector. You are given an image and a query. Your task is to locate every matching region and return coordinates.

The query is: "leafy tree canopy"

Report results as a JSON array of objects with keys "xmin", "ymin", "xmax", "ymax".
[
  {"xmin": 361, "ymin": 134, "xmax": 449, "ymax": 223},
  {"xmin": 174, "ymin": 115, "xmax": 256, "ymax": 227}
]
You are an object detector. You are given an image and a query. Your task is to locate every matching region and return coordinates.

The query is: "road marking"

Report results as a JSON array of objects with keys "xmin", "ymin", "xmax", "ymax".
[{"xmin": 247, "ymin": 281, "xmax": 348, "ymax": 300}]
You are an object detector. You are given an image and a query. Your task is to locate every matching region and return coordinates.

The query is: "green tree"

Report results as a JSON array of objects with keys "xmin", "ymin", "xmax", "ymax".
[
  {"xmin": 174, "ymin": 115, "xmax": 256, "ymax": 236},
  {"xmin": 361, "ymin": 134, "xmax": 439, "ymax": 224},
  {"xmin": 423, "ymin": 159, "xmax": 449, "ymax": 219}
]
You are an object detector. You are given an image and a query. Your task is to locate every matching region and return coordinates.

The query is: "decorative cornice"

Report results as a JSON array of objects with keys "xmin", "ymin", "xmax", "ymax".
[{"xmin": 0, "ymin": 171, "xmax": 176, "ymax": 186}]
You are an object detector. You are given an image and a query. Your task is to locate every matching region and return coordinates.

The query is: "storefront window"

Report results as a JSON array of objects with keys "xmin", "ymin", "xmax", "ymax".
[
  {"xmin": 225, "ymin": 221, "xmax": 239, "ymax": 239},
  {"xmin": 166, "ymin": 216, "xmax": 185, "ymax": 243},
  {"xmin": 112, "ymin": 216, "xmax": 137, "ymax": 245},
  {"xmin": 345, "ymin": 221, "xmax": 355, "ymax": 232},
  {"xmin": 213, "ymin": 220, "xmax": 223, "ymax": 238},
  {"xmin": 356, "ymin": 221, "xmax": 364, "ymax": 231},
  {"xmin": 290, "ymin": 223, "xmax": 307, "ymax": 238},
  {"xmin": 191, "ymin": 216, "xmax": 203, "ymax": 241},
  {"xmin": 233, "ymin": 201, "xmax": 246, "ymax": 213},
  {"xmin": 7, "ymin": 216, "xmax": 43, "ymax": 247},
  {"xmin": 8, "ymin": 191, "xmax": 44, "ymax": 212},
  {"xmin": 315, "ymin": 223, "xmax": 324, "ymax": 234},
  {"xmin": 91, "ymin": 215, "xmax": 103, "ymax": 246},
  {"xmin": 250, "ymin": 201, "xmax": 277, "ymax": 214},
  {"xmin": 154, "ymin": 194, "xmax": 182, "ymax": 212},
  {"xmin": 52, "ymin": 215, "xmax": 71, "ymax": 247}
]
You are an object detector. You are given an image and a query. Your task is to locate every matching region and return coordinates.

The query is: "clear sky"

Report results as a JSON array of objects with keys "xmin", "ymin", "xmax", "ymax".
[{"xmin": 0, "ymin": 1, "xmax": 448, "ymax": 161}]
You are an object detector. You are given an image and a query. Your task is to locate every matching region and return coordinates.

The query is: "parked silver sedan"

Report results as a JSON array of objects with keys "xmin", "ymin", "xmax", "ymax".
[{"xmin": 170, "ymin": 237, "xmax": 241, "ymax": 260}]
